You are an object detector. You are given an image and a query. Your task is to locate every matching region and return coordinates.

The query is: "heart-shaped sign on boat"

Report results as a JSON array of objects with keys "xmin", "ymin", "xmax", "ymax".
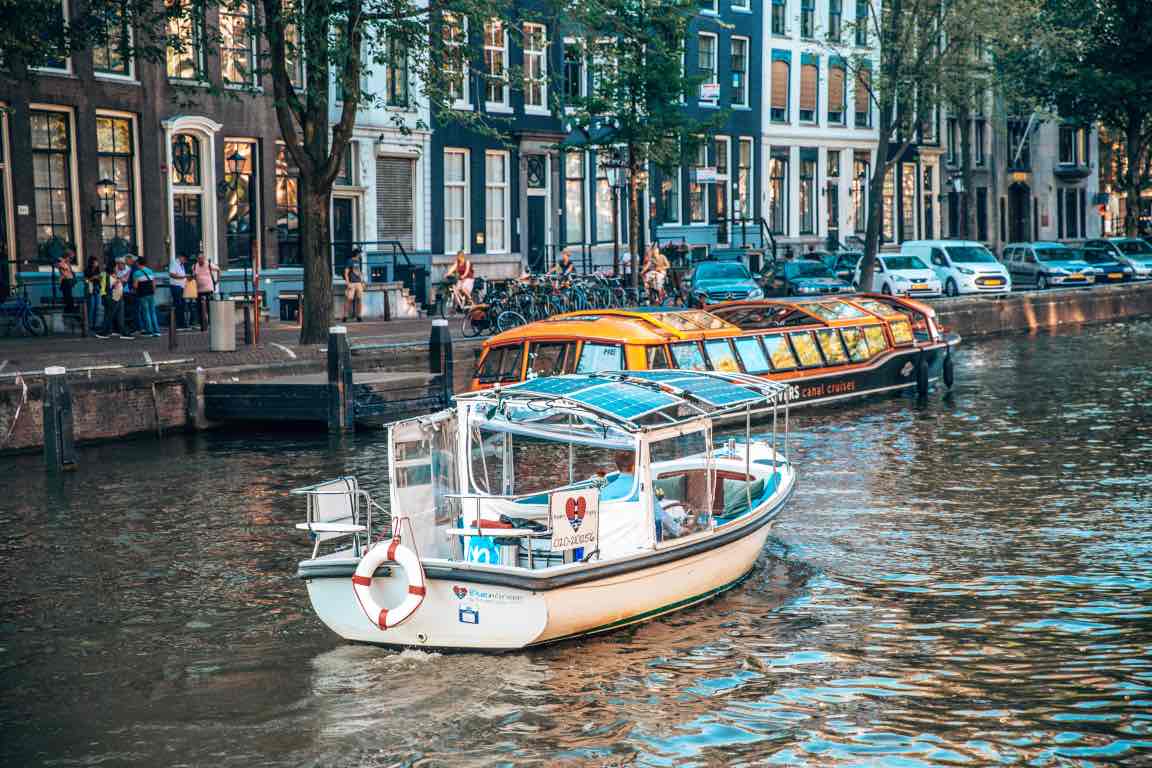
[
  {"xmin": 565, "ymin": 496, "xmax": 587, "ymax": 532},
  {"xmin": 453, "ymin": 585, "xmax": 468, "ymax": 600}
]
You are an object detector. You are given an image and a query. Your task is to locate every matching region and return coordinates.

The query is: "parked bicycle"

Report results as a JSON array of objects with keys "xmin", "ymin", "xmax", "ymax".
[{"xmin": 0, "ymin": 286, "xmax": 46, "ymax": 336}]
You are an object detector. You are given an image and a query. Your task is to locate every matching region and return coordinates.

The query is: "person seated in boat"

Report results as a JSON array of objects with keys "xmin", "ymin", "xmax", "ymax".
[{"xmin": 600, "ymin": 451, "xmax": 637, "ymax": 501}]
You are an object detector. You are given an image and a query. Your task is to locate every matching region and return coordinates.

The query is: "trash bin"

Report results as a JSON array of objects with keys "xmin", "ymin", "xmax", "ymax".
[{"xmin": 209, "ymin": 299, "xmax": 236, "ymax": 352}]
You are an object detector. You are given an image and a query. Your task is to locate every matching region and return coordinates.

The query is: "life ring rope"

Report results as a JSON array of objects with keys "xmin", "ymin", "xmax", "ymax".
[{"xmin": 351, "ymin": 536, "xmax": 426, "ymax": 630}]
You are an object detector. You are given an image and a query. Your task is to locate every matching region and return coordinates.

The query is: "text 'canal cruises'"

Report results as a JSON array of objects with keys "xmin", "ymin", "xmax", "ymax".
[
  {"xmin": 470, "ymin": 294, "xmax": 959, "ymax": 413},
  {"xmin": 294, "ymin": 370, "xmax": 796, "ymax": 650}
]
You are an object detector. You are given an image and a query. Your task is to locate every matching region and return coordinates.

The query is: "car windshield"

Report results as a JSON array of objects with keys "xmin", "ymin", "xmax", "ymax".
[
  {"xmin": 696, "ymin": 262, "xmax": 751, "ymax": 280},
  {"xmin": 882, "ymin": 256, "xmax": 929, "ymax": 271},
  {"xmin": 946, "ymin": 245, "xmax": 998, "ymax": 263},
  {"xmin": 1116, "ymin": 239, "xmax": 1152, "ymax": 255},
  {"xmin": 788, "ymin": 261, "xmax": 836, "ymax": 278},
  {"xmin": 1035, "ymin": 247, "xmax": 1072, "ymax": 262},
  {"xmin": 1082, "ymin": 250, "xmax": 1113, "ymax": 264}
]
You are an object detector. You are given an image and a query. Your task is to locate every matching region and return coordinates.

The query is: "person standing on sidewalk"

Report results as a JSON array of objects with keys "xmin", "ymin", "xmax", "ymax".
[
  {"xmin": 94, "ymin": 262, "xmax": 131, "ymax": 339},
  {"xmin": 133, "ymin": 256, "xmax": 160, "ymax": 336},
  {"xmin": 192, "ymin": 253, "xmax": 219, "ymax": 331},
  {"xmin": 122, "ymin": 254, "xmax": 139, "ymax": 333},
  {"xmin": 168, "ymin": 253, "xmax": 189, "ymax": 330},
  {"xmin": 83, "ymin": 256, "xmax": 103, "ymax": 329},
  {"xmin": 342, "ymin": 250, "xmax": 365, "ymax": 322},
  {"xmin": 57, "ymin": 251, "xmax": 77, "ymax": 314}
]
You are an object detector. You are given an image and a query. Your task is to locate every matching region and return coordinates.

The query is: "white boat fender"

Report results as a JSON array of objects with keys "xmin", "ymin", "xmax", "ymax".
[{"xmin": 351, "ymin": 537, "xmax": 426, "ymax": 630}]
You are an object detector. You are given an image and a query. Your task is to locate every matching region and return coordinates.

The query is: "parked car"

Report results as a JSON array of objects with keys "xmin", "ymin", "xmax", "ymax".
[
  {"xmin": 774, "ymin": 259, "xmax": 854, "ymax": 296},
  {"xmin": 1079, "ymin": 246, "xmax": 1134, "ymax": 283},
  {"xmin": 821, "ymin": 251, "xmax": 864, "ymax": 282},
  {"xmin": 902, "ymin": 240, "xmax": 1012, "ymax": 296},
  {"xmin": 853, "ymin": 254, "xmax": 943, "ymax": 297},
  {"xmin": 1083, "ymin": 238, "xmax": 1152, "ymax": 280},
  {"xmin": 683, "ymin": 260, "xmax": 764, "ymax": 306},
  {"xmin": 1001, "ymin": 242, "xmax": 1096, "ymax": 289}
]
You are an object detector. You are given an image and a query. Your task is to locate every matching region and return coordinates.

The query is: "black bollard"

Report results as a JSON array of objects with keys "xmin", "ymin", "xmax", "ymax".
[
  {"xmin": 168, "ymin": 304, "xmax": 177, "ymax": 350},
  {"xmin": 79, "ymin": 302, "xmax": 89, "ymax": 337},
  {"xmin": 429, "ymin": 318, "xmax": 453, "ymax": 406},
  {"xmin": 42, "ymin": 366, "xmax": 77, "ymax": 471},
  {"xmin": 327, "ymin": 325, "xmax": 354, "ymax": 432},
  {"xmin": 243, "ymin": 303, "xmax": 253, "ymax": 345}
]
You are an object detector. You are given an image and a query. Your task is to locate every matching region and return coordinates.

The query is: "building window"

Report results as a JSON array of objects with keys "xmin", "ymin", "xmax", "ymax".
[
  {"xmin": 921, "ymin": 106, "xmax": 938, "ymax": 144},
  {"xmin": 801, "ymin": 0, "xmax": 815, "ymax": 38},
  {"xmin": 444, "ymin": 149, "xmax": 468, "ymax": 253},
  {"xmin": 854, "ymin": 67, "xmax": 871, "ymax": 128},
  {"xmin": 689, "ymin": 142, "xmax": 708, "ymax": 224},
  {"xmin": 170, "ymin": 134, "xmax": 200, "ymax": 185},
  {"xmin": 737, "ymin": 138, "xmax": 754, "ymax": 220},
  {"xmin": 37, "ymin": 0, "xmax": 70, "ymax": 71},
  {"xmin": 769, "ymin": 150, "xmax": 789, "ymax": 235},
  {"xmin": 732, "ymin": 0, "xmax": 749, "ymax": 10},
  {"xmin": 882, "ymin": 165, "xmax": 895, "ymax": 243},
  {"xmin": 563, "ymin": 39, "xmax": 586, "ymax": 105},
  {"xmin": 828, "ymin": 62, "xmax": 846, "ymax": 125},
  {"xmin": 901, "ymin": 163, "xmax": 916, "ymax": 241},
  {"xmin": 523, "ymin": 23, "xmax": 547, "ymax": 111},
  {"xmin": 95, "ymin": 115, "xmax": 136, "ymax": 248},
  {"xmin": 171, "ymin": 132, "xmax": 205, "ymax": 264},
  {"xmin": 800, "ymin": 152, "xmax": 816, "ymax": 234},
  {"xmin": 485, "ymin": 151, "xmax": 509, "ymax": 252},
  {"xmin": 565, "ymin": 153, "xmax": 585, "ymax": 244},
  {"xmin": 700, "ymin": 0, "xmax": 718, "ymax": 13},
  {"xmin": 335, "ymin": 143, "xmax": 356, "ymax": 186},
  {"xmin": 166, "ymin": 0, "xmax": 204, "ymax": 80},
  {"xmin": 93, "ymin": 0, "xmax": 131, "ymax": 76},
  {"xmin": 30, "ymin": 110, "xmax": 74, "ymax": 250},
  {"xmin": 730, "ymin": 37, "xmax": 749, "ymax": 108},
  {"xmin": 1058, "ymin": 187, "xmax": 1081, "ymax": 239},
  {"xmin": 827, "ymin": 150, "xmax": 841, "ymax": 240},
  {"xmin": 855, "ymin": 0, "xmax": 868, "ymax": 46},
  {"xmin": 595, "ymin": 153, "xmax": 614, "ymax": 241},
  {"xmin": 771, "ymin": 55, "xmax": 790, "ymax": 123},
  {"xmin": 974, "ymin": 119, "xmax": 986, "ymax": 166},
  {"xmin": 853, "ymin": 152, "xmax": 869, "ymax": 234},
  {"xmin": 224, "ymin": 140, "xmax": 257, "ymax": 263},
  {"xmin": 386, "ymin": 34, "xmax": 409, "ymax": 106},
  {"xmin": 771, "ymin": 0, "xmax": 786, "ymax": 35},
  {"xmin": 443, "ymin": 13, "xmax": 469, "ymax": 106},
  {"xmin": 1059, "ymin": 125, "xmax": 1088, "ymax": 166},
  {"xmin": 946, "ymin": 117, "xmax": 958, "ymax": 165},
  {"xmin": 660, "ymin": 168, "xmax": 681, "ymax": 225},
  {"xmin": 483, "ymin": 19, "xmax": 508, "ymax": 108},
  {"xmin": 1007, "ymin": 119, "xmax": 1031, "ymax": 170},
  {"xmin": 283, "ymin": 0, "xmax": 303, "ymax": 89},
  {"xmin": 828, "ymin": 0, "xmax": 842, "ymax": 41},
  {"xmin": 800, "ymin": 59, "xmax": 818, "ymax": 123},
  {"xmin": 220, "ymin": 0, "xmax": 254, "ymax": 85},
  {"xmin": 697, "ymin": 32, "xmax": 717, "ymax": 102},
  {"xmin": 275, "ymin": 145, "xmax": 300, "ymax": 265},
  {"xmin": 715, "ymin": 136, "xmax": 730, "ymax": 240}
]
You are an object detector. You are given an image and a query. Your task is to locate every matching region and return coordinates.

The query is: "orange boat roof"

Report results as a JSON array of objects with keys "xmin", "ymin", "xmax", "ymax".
[{"xmin": 484, "ymin": 309, "xmax": 741, "ymax": 346}]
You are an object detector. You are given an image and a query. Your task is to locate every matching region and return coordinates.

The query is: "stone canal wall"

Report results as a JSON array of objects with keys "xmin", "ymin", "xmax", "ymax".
[{"xmin": 934, "ymin": 281, "xmax": 1152, "ymax": 338}]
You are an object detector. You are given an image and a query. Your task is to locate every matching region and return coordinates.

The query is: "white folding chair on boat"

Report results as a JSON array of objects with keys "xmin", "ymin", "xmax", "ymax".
[{"xmin": 292, "ymin": 477, "xmax": 374, "ymax": 558}]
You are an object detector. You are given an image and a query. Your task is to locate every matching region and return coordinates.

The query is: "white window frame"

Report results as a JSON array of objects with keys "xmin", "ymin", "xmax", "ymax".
[
  {"xmin": 697, "ymin": 32, "xmax": 718, "ymax": 105},
  {"xmin": 523, "ymin": 22, "xmax": 549, "ymax": 115},
  {"xmin": 484, "ymin": 150, "xmax": 510, "ymax": 253},
  {"xmin": 444, "ymin": 148, "xmax": 470, "ymax": 254},
  {"xmin": 701, "ymin": 0, "xmax": 719, "ymax": 14},
  {"xmin": 562, "ymin": 37, "xmax": 587, "ymax": 111},
  {"xmin": 444, "ymin": 13, "xmax": 470, "ymax": 109},
  {"xmin": 731, "ymin": 36, "xmax": 750, "ymax": 109},
  {"xmin": 95, "ymin": 109, "xmax": 143, "ymax": 251},
  {"xmin": 737, "ymin": 137, "xmax": 754, "ymax": 220},
  {"xmin": 220, "ymin": 0, "xmax": 257, "ymax": 87},
  {"xmin": 661, "ymin": 167, "xmax": 682, "ymax": 226},
  {"xmin": 689, "ymin": 141, "xmax": 709, "ymax": 225},
  {"xmin": 29, "ymin": 104, "xmax": 82, "ymax": 261},
  {"xmin": 92, "ymin": 0, "xmax": 136, "ymax": 81},
  {"xmin": 483, "ymin": 19, "xmax": 510, "ymax": 112},
  {"xmin": 34, "ymin": 0, "xmax": 72, "ymax": 74},
  {"xmin": 564, "ymin": 152, "xmax": 586, "ymax": 244},
  {"xmin": 732, "ymin": 0, "xmax": 750, "ymax": 11}
]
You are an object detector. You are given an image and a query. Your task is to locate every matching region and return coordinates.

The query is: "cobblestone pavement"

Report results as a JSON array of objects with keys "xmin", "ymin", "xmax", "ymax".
[{"xmin": 0, "ymin": 316, "xmax": 481, "ymax": 377}]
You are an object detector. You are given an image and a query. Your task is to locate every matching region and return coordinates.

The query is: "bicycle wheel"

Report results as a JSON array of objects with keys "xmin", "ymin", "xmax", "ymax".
[
  {"xmin": 21, "ymin": 312, "xmax": 45, "ymax": 336},
  {"xmin": 461, "ymin": 307, "xmax": 485, "ymax": 337},
  {"xmin": 495, "ymin": 310, "xmax": 526, "ymax": 333}
]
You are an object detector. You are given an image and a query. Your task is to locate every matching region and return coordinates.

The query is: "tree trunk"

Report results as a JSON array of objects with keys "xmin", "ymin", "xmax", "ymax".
[
  {"xmin": 958, "ymin": 107, "xmax": 977, "ymax": 240},
  {"xmin": 1124, "ymin": 119, "xmax": 1144, "ymax": 237},
  {"xmin": 859, "ymin": 108, "xmax": 891, "ymax": 291},
  {"xmin": 299, "ymin": 173, "xmax": 334, "ymax": 344},
  {"xmin": 628, "ymin": 144, "xmax": 642, "ymax": 290}
]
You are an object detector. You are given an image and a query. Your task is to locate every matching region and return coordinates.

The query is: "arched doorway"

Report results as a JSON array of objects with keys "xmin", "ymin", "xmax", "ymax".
[
  {"xmin": 1008, "ymin": 182, "xmax": 1031, "ymax": 243},
  {"xmin": 162, "ymin": 116, "xmax": 222, "ymax": 265}
]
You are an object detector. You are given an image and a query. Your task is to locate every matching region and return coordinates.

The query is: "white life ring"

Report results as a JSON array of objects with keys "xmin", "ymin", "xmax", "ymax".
[{"xmin": 351, "ymin": 537, "xmax": 426, "ymax": 630}]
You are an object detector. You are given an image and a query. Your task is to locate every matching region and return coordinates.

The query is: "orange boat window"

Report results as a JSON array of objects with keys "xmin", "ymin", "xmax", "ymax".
[
  {"xmin": 788, "ymin": 331, "xmax": 823, "ymax": 368},
  {"xmin": 647, "ymin": 345, "xmax": 673, "ymax": 369},
  {"xmin": 528, "ymin": 341, "xmax": 575, "ymax": 377},
  {"xmin": 840, "ymin": 327, "xmax": 870, "ymax": 362},
  {"xmin": 670, "ymin": 341, "xmax": 708, "ymax": 371},
  {"xmin": 862, "ymin": 325, "xmax": 889, "ymax": 355},
  {"xmin": 703, "ymin": 339, "xmax": 741, "ymax": 373},
  {"xmin": 762, "ymin": 335, "xmax": 798, "ymax": 371},
  {"xmin": 816, "ymin": 328, "xmax": 849, "ymax": 365},
  {"xmin": 477, "ymin": 344, "xmax": 525, "ymax": 383},
  {"xmin": 889, "ymin": 318, "xmax": 914, "ymax": 345},
  {"xmin": 575, "ymin": 342, "xmax": 625, "ymax": 373},
  {"xmin": 733, "ymin": 336, "xmax": 771, "ymax": 374}
]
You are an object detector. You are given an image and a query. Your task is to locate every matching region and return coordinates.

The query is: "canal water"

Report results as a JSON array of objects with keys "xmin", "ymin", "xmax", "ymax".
[{"xmin": 2, "ymin": 320, "xmax": 1151, "ymax": 767}]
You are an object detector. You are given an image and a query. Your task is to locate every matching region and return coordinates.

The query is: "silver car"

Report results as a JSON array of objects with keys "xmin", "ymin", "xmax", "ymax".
[
  {"xmin": 1001, "ymin": 242, "xmax": 1095, "ymax": 290},
  {"xmin": 1082, "ymin": 238, "xmax": 1152, "ymax": 280}
]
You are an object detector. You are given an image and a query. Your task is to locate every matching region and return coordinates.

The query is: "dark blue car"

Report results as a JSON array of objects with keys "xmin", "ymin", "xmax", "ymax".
[
  {"xmin": 775, "ymin": 260, "xmax": 854, "ymax": 296},
  {"xmin": 683, "ymin": 261, "xmax": 764, "ymax": 306}
]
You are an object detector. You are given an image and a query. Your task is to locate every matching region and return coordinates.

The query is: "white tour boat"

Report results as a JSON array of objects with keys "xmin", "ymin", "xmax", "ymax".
[{"xmin": 294, "ymin": 369, "xmax": 797, "ymax": 651}]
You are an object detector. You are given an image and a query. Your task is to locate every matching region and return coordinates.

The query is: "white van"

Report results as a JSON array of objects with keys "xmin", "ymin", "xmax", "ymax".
[{"xmin": 901, "ymin": 240, "xmax": 1012, "ymax": 296}]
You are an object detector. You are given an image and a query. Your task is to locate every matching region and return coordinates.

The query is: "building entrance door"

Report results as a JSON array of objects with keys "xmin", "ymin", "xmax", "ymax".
[
  {"xmin": 332, "ymin": 197, "xmax": 355, "ymax": 272},
  {"xmin": 1008, "ymin": 183, "xmax": 1031, "ymax": 243},
  {"xmin": 173, "ymin": 193, "xmax": 203, "ymax": 260},
  {"xmin": 526, "ymin": 196, "xmax": 546, "ymax": 273}
]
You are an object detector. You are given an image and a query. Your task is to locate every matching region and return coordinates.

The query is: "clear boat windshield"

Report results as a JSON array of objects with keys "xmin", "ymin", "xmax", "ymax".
[{"xmin": 946, "ymin": 245, "xmax": 998, "ymax": 263}]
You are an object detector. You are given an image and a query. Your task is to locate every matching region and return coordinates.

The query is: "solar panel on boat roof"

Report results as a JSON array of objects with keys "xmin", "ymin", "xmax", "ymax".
[
  {"xmin": 510, "ymin": 377, "xmax": 602, "ymax": 396},
  {"xmin": 567, "ymin": 382, "xmax": 680, "ymax": 420},
  {"xmin": 622, "ymin": 371, "xmax": 761, "ymax": 407}
]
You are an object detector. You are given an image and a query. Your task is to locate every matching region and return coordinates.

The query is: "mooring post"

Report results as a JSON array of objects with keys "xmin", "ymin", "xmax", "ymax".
[
  {"xmin": 42, "ymin": 366, "xmax": 77, "ymax": 471},
  {"xmin": 168, "ymin": 304, "xmax": 177, "ymax": 350},
  {"xmin": 327, "ymin": 325, "xmax": 354, "ymax": 432},
  {"xmin": 429, "ymin": 318, "xmax": 453, "ymax": 406},
  {"xmin": 79, "ymin": 302, "xmax": 89, "ymax": 338}
]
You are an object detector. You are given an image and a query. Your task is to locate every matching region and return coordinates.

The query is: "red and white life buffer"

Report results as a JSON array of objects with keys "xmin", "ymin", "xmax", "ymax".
[{"xmin": 351, "ymin": 537, "xmax": 426, "ymax": 630}]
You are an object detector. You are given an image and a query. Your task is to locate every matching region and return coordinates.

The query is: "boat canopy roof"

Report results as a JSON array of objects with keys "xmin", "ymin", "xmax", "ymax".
[
  {"xmin": 710, "ymin": 294, "xmax": 928, "ymax": 329},
  {"xmin": 484, "ymin": 309, "xmax": 739, "ymax": 346},
  {"xmin": 456, "ymin": 370, "xmax": 792, "ymax": 433}
]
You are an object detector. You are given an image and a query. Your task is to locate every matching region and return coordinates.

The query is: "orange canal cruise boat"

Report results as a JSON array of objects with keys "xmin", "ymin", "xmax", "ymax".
[{"xmin": 469, "ymin": 294, "xmax": 960, "ymax": 410}]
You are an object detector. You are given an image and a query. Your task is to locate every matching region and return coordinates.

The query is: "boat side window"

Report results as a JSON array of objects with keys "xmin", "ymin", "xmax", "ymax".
[
  {"xmin": 576, "ymin": 342, "xmax": 625, "ymax": 373},
  {"xmin": 788, "ymin": 331, "xmax": 823, "ymax": 368},
  {"xmin": 862, "ymin": 324, "xmax": 889, "ymax": 355},
  {"xmin": 761, "ymin": 335, "xmax": 798, "ymax": 371},
  {"xmin": 670, "ymin": 341, "xmax": 708, "ymax": 371},
  {"xmin": 528, "ymin": 341, "xmax": 574, "ymax": 377},
  {"xmin": 888, "ymin": 317, "xmax": 915, "ymax": 345},
  {"xmin": 839, "ymin": 327, "xmax": 870, "ymax": 362},
  {"xmin": 733, "ymin": 336, "xmax": 771, "ymax": 374},
  {"xmin": 703, "ymin": 339, "xmax": 741, "ymax": 373},
  {"xmin": 478, "ymin": 344, "xmax": 525, "ymax": 383},
  {"xmin": 646, "ymin": 345, "xmax": 673, "ymax": 369},
  {"xmin": 815, "ymin": 328, "xmax": 849, "ymax": 364}
]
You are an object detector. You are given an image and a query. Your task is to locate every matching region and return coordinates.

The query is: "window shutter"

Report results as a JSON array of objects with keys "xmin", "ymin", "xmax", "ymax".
[
  {"xmin": 829, "ymin": 66, "xmax": 845, "ymax": 109},
  {"xmin": 376, "ymin": 157, "xmax": 415, "ymax": 249},
  {"xmin": 800, "ymin": 64, "xmax": 818, "ymax": 112},
  {"xmin": 855, "ymin": 68, "xmax": 871, "ymax": 114},
  {"xmin": 771, "ymin": 60, "xmax": 789, "ymax": 109}
]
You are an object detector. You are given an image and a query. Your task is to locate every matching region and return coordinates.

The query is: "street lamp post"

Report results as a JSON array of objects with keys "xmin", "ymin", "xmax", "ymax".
[{"xmin": 602, "ymin": 147, "xmax": 629, "ymax": 281}]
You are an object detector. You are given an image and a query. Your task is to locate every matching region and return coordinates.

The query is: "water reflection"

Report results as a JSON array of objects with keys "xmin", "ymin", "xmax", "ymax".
[{"xmin": 2, "ymin": 321, "xmax": 1152, "ymax": 765}]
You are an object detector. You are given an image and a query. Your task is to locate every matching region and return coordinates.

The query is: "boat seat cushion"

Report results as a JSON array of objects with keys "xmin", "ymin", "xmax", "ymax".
[
  {"xmin": 654, "ymin": 474, "xmax": 686, "ymax": 503},
  {"xmin": 722, "ymin": 477, "xmax": 766, "ymax": 518}
]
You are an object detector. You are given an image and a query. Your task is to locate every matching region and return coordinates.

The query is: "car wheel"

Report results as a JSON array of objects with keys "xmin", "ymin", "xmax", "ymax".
[
  {"xmin": 1037, "ymin": 275, "xmax": 1049, "ymax": 290},
  {"xmin": 945, "ymin": 278, "xmax": 958, "ymax": 297}
]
